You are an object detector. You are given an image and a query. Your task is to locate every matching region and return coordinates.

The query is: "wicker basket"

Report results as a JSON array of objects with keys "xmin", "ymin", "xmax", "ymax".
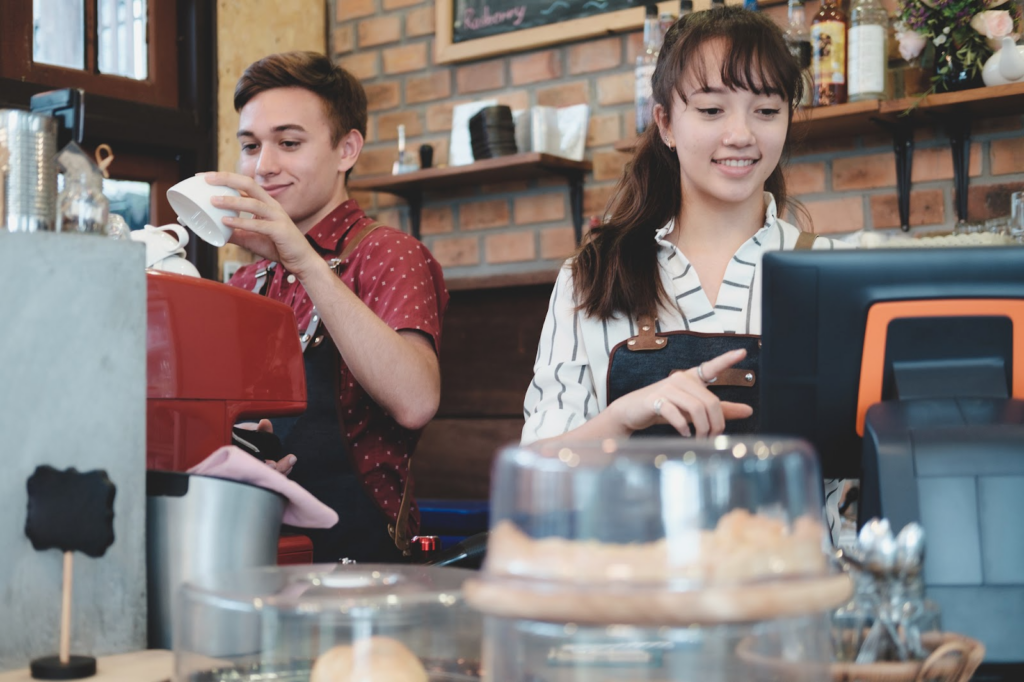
[{"xmin": 736, "ymin": 631, "xmax": 985, "ymax": 682}]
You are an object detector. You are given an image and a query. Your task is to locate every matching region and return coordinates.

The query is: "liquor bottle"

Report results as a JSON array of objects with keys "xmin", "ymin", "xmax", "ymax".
[
  {"xmin": 711, "ymin": 0, "xmax": 725, "ymax": 9},
  {"xmin": 659, "ymin": 11, "xmax": 676, "ymax": 40},
  {"xmin": 811, "ymin": 0, "xmax": 848, "ymax": 106},
  {"xmin": 784, "ymin": 0, "xmax": 813, "ymax": 107},
  {"xmin": 679, "ymin": 0, "xmax": 692, "ymax": 17},
  {"xmin": 635, "ymin": 4, "xmax": 662, "ymax": 135},
  {"xmin": 847, "ymin": 0, "xmax": 888, "ymax": 101}
]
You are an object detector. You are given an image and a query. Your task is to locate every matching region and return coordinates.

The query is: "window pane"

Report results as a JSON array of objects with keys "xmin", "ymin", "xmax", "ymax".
[
  {"xmin": 33, "ymin": 0, "xmax": 85, "ymax": 70},
  {"xmin": 103, "ymin": 178, "xmax": 151, "ymax": 231},
  {"xmin": 98, "ymin": 0, "xmax": 148, "ymax": 80}
]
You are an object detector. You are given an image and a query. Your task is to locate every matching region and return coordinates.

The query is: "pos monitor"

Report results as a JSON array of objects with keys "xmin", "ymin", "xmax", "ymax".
[{"xmin": 760, "ymin": 246, "xmax": 1024, "ymax": 674}]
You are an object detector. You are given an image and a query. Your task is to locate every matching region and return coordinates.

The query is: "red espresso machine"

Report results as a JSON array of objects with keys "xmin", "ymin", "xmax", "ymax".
[{"xmin": 145, "ymin": 270, "xmax": 314, "ymax": 563}]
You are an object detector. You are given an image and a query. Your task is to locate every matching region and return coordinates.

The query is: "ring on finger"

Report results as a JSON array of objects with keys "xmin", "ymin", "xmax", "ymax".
[
  {"xmin": 696, "ymin": 363, "xmax": 718, "ymax": 385},
  {"xmin": 652, "ymin": 397, "xmax": 665, "ymax": 417}
]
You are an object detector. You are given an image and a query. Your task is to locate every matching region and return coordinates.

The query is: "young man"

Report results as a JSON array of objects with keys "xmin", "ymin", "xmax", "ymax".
[{"xmin": 206, "ymin": 51, "xmax": 448, "ymax": 563}]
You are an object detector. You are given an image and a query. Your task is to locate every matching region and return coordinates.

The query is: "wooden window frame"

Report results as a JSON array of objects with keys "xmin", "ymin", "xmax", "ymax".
[{"xmin": 0, "ymin": 0, "xmax": 178, "ymax": 109}]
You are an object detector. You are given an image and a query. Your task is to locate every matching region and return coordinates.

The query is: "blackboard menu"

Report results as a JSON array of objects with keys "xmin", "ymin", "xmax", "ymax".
[{"xmin": 453, "ymin": 0, "xmax": 642, "ymax": 43}]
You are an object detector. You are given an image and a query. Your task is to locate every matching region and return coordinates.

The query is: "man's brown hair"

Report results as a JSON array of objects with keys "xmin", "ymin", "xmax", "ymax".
[{"xmin": 234, "ymin": 51, "xmax": 367, "ymax": 179}]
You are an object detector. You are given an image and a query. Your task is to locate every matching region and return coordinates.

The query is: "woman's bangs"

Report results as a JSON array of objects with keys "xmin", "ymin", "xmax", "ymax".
[{"xmin": 675, "ymin": 32, "xmax": 793, "ymax": 103}]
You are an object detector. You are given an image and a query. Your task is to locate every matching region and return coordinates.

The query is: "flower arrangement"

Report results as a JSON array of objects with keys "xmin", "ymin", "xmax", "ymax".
[{"xmin": 896, "ymin": 0, "xmax": 1023, "ymax": 92}]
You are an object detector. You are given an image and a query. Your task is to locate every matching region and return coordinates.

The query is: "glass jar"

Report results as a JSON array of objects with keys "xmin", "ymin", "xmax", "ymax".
[
  {"xmin": 465, "ymin": 437, "xmax": 852, "ymax": 681},
  {"xmin": 175, "ymin": 564, "xmax": 481, "ymax": 681}
]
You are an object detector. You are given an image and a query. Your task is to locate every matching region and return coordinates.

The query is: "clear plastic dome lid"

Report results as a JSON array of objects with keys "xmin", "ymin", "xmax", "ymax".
[
  {"xmin": 176, "ymin": 564, "xmax": 480, "ymax": 681},
  {"xmin": 465, "ymin": 437, "xmax": 851, "ymax": 625}
]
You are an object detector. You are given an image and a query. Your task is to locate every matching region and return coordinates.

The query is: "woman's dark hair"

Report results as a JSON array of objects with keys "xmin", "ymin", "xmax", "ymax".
[{"xmin": 572, "ymin": 7, "xmax": 802, "ymax": 321}]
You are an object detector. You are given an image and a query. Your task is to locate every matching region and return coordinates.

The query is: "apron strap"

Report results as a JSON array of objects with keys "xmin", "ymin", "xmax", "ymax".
[
  {"xmin": 389, "ymin": 474, "xmax": 415, "ymax": 555},
  {"xmin": 627, "ymin": 314, "xmax": 667, "ymax": 352},
  {"xmin": 795, "ymin": 231, "xmax": 819, "ymax": 250},
  {"xmin": 332, "ymin": 220, "xmax": 384, "ymax": 269}
]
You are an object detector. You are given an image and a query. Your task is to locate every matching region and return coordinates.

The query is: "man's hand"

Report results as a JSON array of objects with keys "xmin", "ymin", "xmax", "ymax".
[
  {"xmin": 201, "ymin": 172, "xmax": 318, "ymax": 277},
  {"xmin": 237, "ymin": 419, "xmax": 297, "ymax": 476}
]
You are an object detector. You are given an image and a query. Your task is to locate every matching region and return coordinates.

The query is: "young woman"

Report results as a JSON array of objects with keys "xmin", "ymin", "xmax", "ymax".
[
  {"xmin": 525, "ymin": 7, "xmax": 853, "ymax": 437},
  {"xmin": 522, "ymin": 6, "xmax": 850, "ymax": 539}
]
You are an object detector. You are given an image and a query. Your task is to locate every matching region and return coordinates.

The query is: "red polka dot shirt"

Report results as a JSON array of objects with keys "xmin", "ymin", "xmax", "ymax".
[{"xmin": 229, "ymin": 199, "xmax": 449, "ymax": 534}]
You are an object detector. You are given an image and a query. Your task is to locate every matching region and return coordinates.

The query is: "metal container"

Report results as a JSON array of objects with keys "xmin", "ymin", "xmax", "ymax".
[
  {"xmin": 0, "ymin": 109, "xmax": 57, "ymax": 232},
  {"xmin": 146, "ymin": 471, "xmax": 287, "ymax": 651}
]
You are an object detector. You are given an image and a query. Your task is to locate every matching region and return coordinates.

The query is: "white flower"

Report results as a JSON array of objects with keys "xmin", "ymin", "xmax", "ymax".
[
  {"xmin": 971, "ymin": 10, "xmax": 1015, "ymax": 38},
  {"xmin": 971, "ymin": 9, "xmax": 1016, "ymax": 50},
  {"xmin": 943, "ymin": 26, "xmax": 951, "ymax": 34},
  {"xmin": 897, "ymin": 30, "xmax": 928, "ymax": 61},
  {"xmin": 933, "ymin": 34, "xmax": 948, "ymax": 46}
]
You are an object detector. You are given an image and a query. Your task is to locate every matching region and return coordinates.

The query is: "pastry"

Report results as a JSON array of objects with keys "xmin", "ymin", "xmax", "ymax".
[{"xmin": 310, "ymin": 636, "xmax": 428, "ymax": 682}]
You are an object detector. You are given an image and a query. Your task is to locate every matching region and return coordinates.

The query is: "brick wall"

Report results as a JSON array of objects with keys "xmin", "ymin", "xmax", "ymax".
[{"xmin": 331, "ymin": 0, "xmax": 1024, "ymax": 278}]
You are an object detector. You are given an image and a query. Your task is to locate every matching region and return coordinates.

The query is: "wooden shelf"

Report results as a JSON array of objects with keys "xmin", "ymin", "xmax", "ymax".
[
  {"xmin": 614, "ymin": 83, "xmax": 1024, "ymax": 154},
  {"xmin": 349, "ymin": 152, "xmax": 592, "ymax": 242},
  {"xmin": 792, "ymin": 98, "xmax": 882, "ymax": 140},
  {"xmin": 349, "ymin": 152, "xmax": 590, "ymax": 194},
  {"xmin": 880, "ymin": 81, "xmax": 1024, "ymax": 118},
  {"xmin": 446, "ymin": 268, "xmax": 559, "ymax": 292}
]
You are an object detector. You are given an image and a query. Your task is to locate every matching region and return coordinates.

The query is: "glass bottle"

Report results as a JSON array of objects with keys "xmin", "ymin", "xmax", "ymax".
[
  {"xmin": 784, "ymin": 0, "xmax": 813, "ymax": 108},
  {"xmin": 811, "ymin": 0, "xmax": 848, "ymax": 106},
  {"xmin": 659, "ymin": 11, "xmax": 676, "ymax": 40},
  {"xmin": 711, "ymin": 0, "xmax": 725, "ymax": 9},
  {"xmin": 848, "ymin": 0, "xmax": 889, "ymax": 101},
  {"xmin": 831, "ymin": 570, "xmax": 875, "ymax": 662},
  {"xmin": 57, "ymin": 142, "xmax": 109, "ymax": 235},
  {"xmin": 679, "ymin": 0, "xmax": 693, "ymax": 17},
  {"xmin": 635, "ymin": 4, "xmax": 662, "ymax": 136}
]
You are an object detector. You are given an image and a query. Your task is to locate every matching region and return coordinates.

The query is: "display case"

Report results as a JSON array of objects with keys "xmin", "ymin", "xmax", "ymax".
[
  {"xmin": 175, "ymin": 565, "xmax": 480, "ymax": 682},
  {"xmin": 465, "ymin": 436, "xmax": 852, "ymax": 681}
]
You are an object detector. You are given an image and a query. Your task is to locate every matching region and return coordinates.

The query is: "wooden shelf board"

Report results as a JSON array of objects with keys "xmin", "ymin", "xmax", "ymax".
[
  {"xmin": 879, "ymin": 81, "xmax": 1024, "ymax": 118},
  {"xmin": 349, "ymin": 152, "xmax": 591, "ymax": 196},
  {"xmin": 792, "ymin": 99, "xmax": 882, "ymax": 140},
  {"xmin": 446, "ymin": 268, "xmax": 560, "ymax": 292}
]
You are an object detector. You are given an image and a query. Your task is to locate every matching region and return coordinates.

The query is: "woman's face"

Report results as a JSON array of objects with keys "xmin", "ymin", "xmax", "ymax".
[{"xmin": 655, "ymin": 41, "xmax": 789, "ymax": 211}]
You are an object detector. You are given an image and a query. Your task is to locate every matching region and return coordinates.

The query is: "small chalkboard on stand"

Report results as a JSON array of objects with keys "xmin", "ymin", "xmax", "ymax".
[{"xmin": 24, "ymin": 466, "xmax": 117, "ymax": 680}]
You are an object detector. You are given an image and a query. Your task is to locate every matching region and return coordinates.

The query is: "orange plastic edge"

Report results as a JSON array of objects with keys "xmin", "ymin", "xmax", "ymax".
[{"xmin": 856, "ymin": 299, "xmax": 1024, "ymax": 436}]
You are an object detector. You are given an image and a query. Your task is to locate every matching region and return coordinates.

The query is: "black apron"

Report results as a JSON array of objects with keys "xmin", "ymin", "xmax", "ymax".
[
  {"xmin": 271, "ymin": 330, "xmax": 404, "ymax": 564},
  {"xmin": 264, "ymin": 222, "xmax": 408, "ymax": 564},
  {"xmin": 606, "ymin": 232, "xmax": 818, "ymax": 437}
]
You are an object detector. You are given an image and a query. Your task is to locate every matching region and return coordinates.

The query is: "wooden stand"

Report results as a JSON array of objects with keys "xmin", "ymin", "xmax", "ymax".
[{"xmin": 29, "ymin": 553, "xmax": 96, "ymax": 680}]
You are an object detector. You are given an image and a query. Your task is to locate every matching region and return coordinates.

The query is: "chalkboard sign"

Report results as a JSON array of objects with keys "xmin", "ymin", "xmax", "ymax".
[
  {"xmin": 453, "ymin": 0, "xmax": 640, "ymax": 43},
  {"xmin": 435, "ymin": 0, "xmax": 777, "ymax": 64},
  {"xmin": 436, "ymin": 0, "xmax": 665, "ymax": 64}
]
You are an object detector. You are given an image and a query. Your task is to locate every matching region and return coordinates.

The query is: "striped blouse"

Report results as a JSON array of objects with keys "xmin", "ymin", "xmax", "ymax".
[{"xmin": 521, "ymin": 193, "xmax": 852, "ymax": 542}]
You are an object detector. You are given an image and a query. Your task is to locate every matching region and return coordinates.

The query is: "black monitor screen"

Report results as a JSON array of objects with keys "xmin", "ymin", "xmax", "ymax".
[{"xmin": 760, "ymin": 246, "xmax": 1024, "ymax": 480}]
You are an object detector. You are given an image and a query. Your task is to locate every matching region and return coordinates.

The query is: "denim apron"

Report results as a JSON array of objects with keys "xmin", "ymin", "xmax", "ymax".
[{"xmin": 606, "ymin": 231, "xmax": 818, "ymax": 437}]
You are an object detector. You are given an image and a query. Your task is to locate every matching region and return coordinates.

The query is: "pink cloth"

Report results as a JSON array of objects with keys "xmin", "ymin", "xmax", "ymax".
[{"xmin": 187, "ymin": 446, "xmax": 339, "ymax": 529}]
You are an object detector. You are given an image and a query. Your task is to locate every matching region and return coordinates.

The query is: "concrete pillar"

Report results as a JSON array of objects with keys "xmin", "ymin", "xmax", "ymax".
[{"xmin": 0, "ymin": 232, "xmax": 147, "ymax": 671}]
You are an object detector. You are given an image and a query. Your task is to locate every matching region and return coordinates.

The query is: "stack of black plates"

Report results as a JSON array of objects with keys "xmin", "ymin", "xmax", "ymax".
[{"xmin": 469, "ymin": 105, "xmax": 517, "ymax": 161}]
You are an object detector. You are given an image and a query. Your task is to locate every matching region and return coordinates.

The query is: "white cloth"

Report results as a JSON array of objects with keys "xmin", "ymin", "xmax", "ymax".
[{"xmin": 521, "ymin": 193, "xmax": 852, "ymax": 544}]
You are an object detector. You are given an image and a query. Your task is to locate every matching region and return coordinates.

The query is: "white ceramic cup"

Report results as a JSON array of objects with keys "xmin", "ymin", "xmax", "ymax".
[
  {"xmin": 166, "ymin": 175, "xmax": 240, "ymax": 247},
  {"xmin": 130, "ymin": 224, "xmax": 191, "ymax": 268}
]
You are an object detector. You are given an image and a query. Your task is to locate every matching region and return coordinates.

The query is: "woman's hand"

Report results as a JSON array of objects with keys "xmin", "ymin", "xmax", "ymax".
[
  {"xmin": 607, "ymin": 348, "xmax": 754, "ymax": 437},
  {"xmin": 201, "ymin": 172, "xmax": 319, "ymax": 278}
]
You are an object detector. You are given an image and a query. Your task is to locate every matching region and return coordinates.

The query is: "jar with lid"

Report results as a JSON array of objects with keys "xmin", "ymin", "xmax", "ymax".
[
  {"xmin": 465, "ymin": 437, "xmax": 852, "ymax": 681},
  {"xmin": 175, "ymin": 564, "xmax": 481, "ymax": 681}
]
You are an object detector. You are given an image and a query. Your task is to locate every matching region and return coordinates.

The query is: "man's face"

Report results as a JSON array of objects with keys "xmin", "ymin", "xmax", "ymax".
[{"xmin": 236, "ymin": 87, "xmax": 355, "ymax": 232}]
